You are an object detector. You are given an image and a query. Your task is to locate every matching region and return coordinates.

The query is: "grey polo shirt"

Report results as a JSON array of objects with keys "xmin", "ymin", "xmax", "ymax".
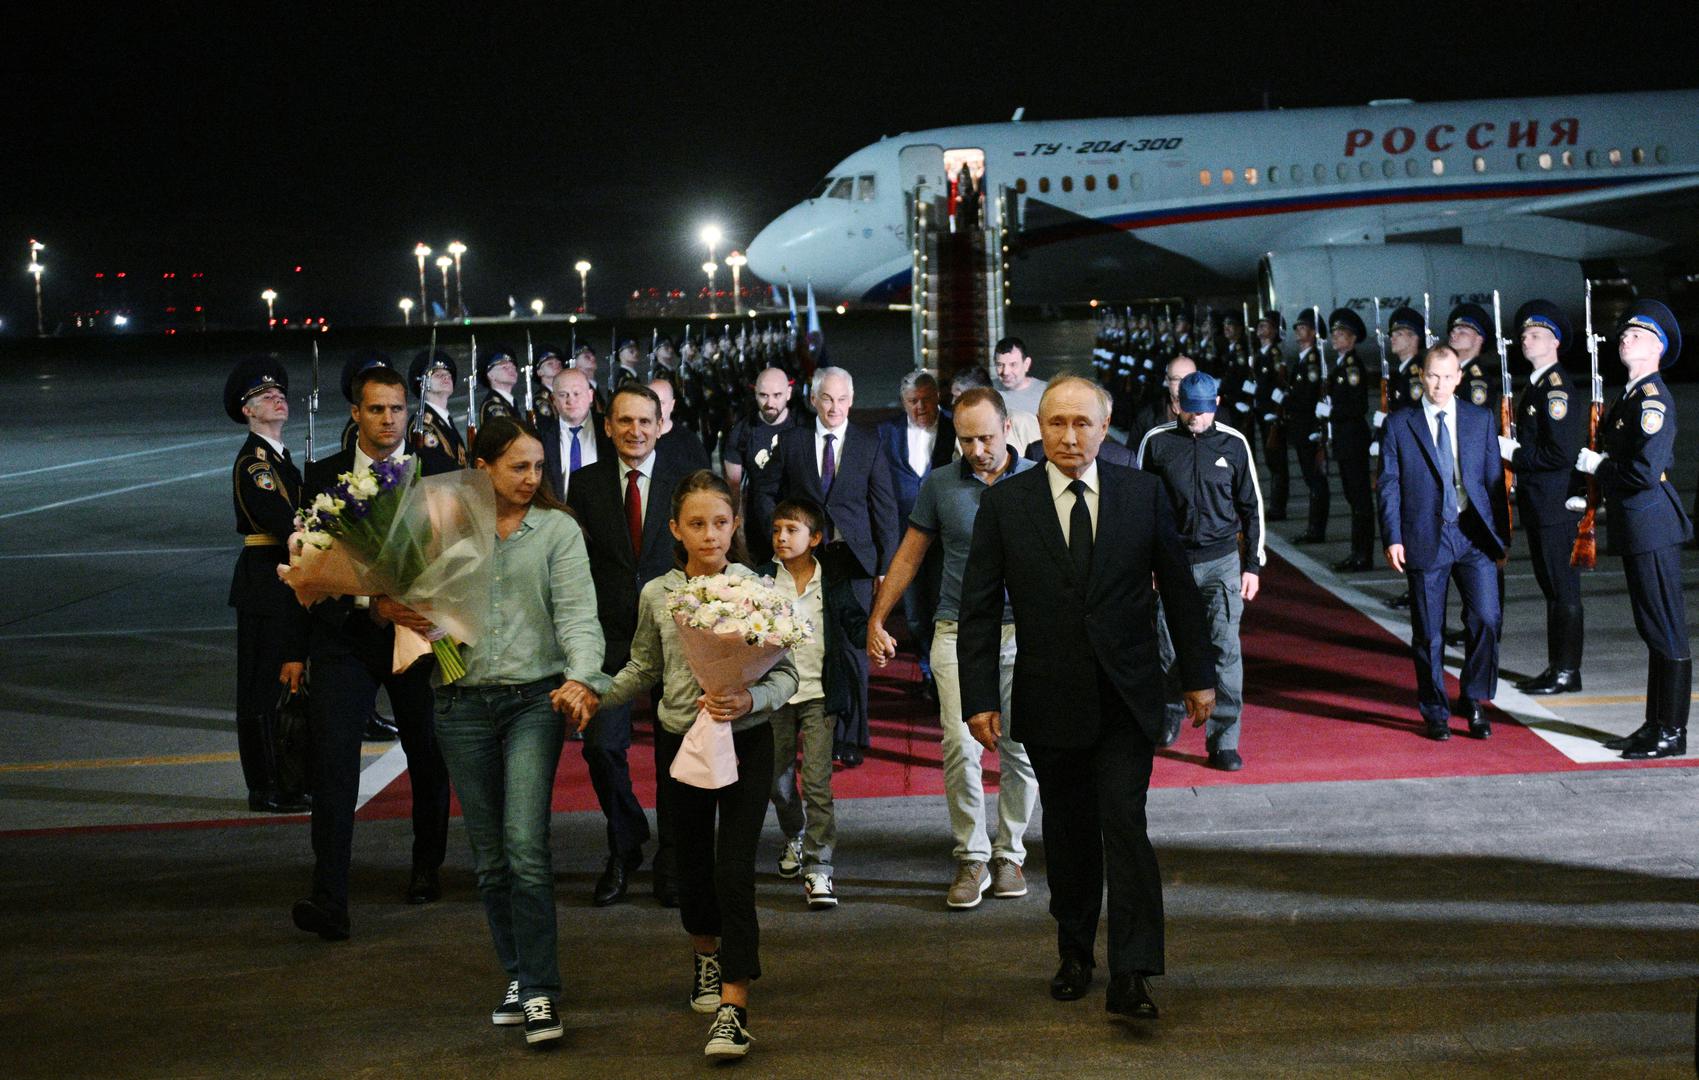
[{"xmin": 908, "ymin": 449, "xmax": 1034, "ymax": 623}]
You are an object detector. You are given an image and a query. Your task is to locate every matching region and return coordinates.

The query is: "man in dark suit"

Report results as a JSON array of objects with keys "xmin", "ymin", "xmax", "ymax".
[
  {"xmin": 291, "ymin": 366, "xmax": 452, "ymax": 941},
  {"xmin": 755, "ymin": 366, "xmax": 900, "ymax": 765},
  {"xmin": 538, "ymin": 367, "xmax": 612, "ymax": 502},
  {"xmin": 876, "ymin": 370, "xmax": 955, "ymax": 692},
  {"xmin": 960, "ymin": 375, "xmax": 1215, "ymax": 1021},
  {"xmin": 566, "ymin": 384, "xmax": 694, "ymax": 906},
  {"xmin": 1378, "ymin": 344, "xmax": 1510, "ymax": 741}
]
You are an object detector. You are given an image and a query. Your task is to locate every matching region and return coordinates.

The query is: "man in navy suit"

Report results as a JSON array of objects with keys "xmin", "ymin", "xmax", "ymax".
[
  {"xmin": 960, "ymin": 376, "xmax": 1215, "ymax": 1021},
  {"xmin": 1378, "ymin": 344, "xmax": 1510, "ymax": 741},
  {"xmin": 537, "ymin": 367, "xmax": 612, "ymax": 502},
  {"xmin": 755, "ymin": 366, "xmax": 900, "ymax": 764},
  {"xmin": 876, "ymin": 370, "xmax": 955, "ymax": 691}
]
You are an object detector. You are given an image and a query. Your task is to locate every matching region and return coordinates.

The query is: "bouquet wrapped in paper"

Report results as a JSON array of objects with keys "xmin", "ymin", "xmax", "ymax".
[
  {"xmin": 665, "ymin": 573, "xmax": 814, "ymax": 789},
  {"xmin": 280, "ymin": 459, "xmax": 495, "ymax": 683}
]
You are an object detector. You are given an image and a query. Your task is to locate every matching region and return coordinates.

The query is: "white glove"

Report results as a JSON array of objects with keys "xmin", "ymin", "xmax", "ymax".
[
  {"xmin": 1270, "ymin": 388, "xmax": 1285, "ymax": 404},
  {"xmin": 1369, "ymin": 442, "xmax": 1381, "ymax": 458},
  {"xmin": 1241, "ymin": 379, "xmax": 1257, "ymax": 395},
  {"xmin": 1498, "ymin": 435, "xmax": 1520, "ymax": 461},
  {"xmin": 1315, "ymin": 400, "xmax": 1333, "ymax": 419},
  {"xmin": 1564, "ymin": 496, "xmax": 1588, "ymax": 512},
  {"xmin": 1262, "ymin": 413, "xmax": 1277, "ymax": 423},
  {"xmin": 1308, "ymin": 431, "xmax": 1321, "ymax": 443},
  {"xmin": 1235, "ymin": 402, "xmax": 1250, "ymax": 412},
  {"xmin": 1576, "ymin": 448, "xmax": 1606, "ymax": 474},
  {"xmin": 1372, "ymin": 410, "xmax": 1387, "ymax": 429}
]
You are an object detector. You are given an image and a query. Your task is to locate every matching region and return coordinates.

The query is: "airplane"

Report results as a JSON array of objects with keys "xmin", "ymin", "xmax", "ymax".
[{"xmin": 743, "ymin": 90, "xmax": 1699, "ymax": 321}]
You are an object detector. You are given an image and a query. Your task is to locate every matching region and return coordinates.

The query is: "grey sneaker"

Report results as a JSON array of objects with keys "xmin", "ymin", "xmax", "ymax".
[
  {"xmin": 776, "ymin": 835, "xmax": 804, "ymax": 879},
  {"xmin": 989, "ymin": 857, "xmax": 1027, "ymax": 898},
  {"xmin": 946, "ymin": 861, "xmax": 990, "ymax": 909}
]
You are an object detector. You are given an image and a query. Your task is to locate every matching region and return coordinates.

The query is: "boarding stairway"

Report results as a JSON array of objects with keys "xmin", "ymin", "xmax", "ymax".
[{"xmin": 909, "ymin": 184, "xmax": 1011, "ymax": 381}]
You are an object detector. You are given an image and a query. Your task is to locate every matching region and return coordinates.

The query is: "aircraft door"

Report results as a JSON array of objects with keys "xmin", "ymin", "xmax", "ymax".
[{"xmin": 899, "ymin": 143, "xmax": 946, "ymax": 193}]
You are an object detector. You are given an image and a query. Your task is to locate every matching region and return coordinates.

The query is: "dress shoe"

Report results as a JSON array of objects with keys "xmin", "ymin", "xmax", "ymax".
[
  {"xmin": 1049, "ymin": 956, "xmax": 1094, "ymax": 1001},
  {"xmin": 1621, "ymin": 727, "xmax": 1687, "ymax": 760},
  {"xmin": 1383, "ymin": 589, "xmax": 1412, "ymax": 610},
  {"xmin": 1105, "ymin": 973, "xmax": 1160, "ymax": 1020},
  {"xmin": 1516, "ymin": 668, "xmax": 1582, "ymax": 695},
  {"xmin": 1331, "ymin": 555, "xmax": 1374, "ymax": 573},
  {"xmin": 1454, "ymin": 699, "xmax": 1489, "ymax": 738},
  {"xmin": 291, "ymin": 897, "xmax": 350, "ymax": 941},
  {"xmin": 1603, "ymin": 722, "xmax": 1655, "ymax": 752},
  {"xmin": 1292, "ymin": 532, "xmax": 1327, "ymax": 545},
  {"xmin": 363, "ymin": 711, "xmax": 399, "ymax": 741},
  {"xmin": 1207, "ymin": 747, "xmax": 1244, "ymax": 771},
  {"xmin": 406, "ymin": 866, "xmax": 441, "ymax": 904},
  {"xmin": 1158, "ymin": 714, "xmax": 1182, "ymax": 748},
  {"xmin": 838, "ymin": 745, "xmax": 864, "ymax": 768},
  {"xmin": 592, "ymin": 856, "xmax": 634, "ymax": 907},
  {"xmin": 1424, "ymin": 718, "xmax": 1451, "ymax": 741},
  {"xmin": 248, "ymin": 791, "xmax": 311, "ymax": 814}
]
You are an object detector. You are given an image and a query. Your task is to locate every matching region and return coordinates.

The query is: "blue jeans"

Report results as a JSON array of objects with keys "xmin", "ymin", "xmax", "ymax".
[{"xmin": 435, "ymin": 679, "xmax": 565, "ymax": 1002}]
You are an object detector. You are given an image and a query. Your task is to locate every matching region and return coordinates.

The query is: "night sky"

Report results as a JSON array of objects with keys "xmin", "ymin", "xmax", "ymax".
[{"xmin": 4, "ymin": 3, "xmax": 1697, "ymax": 330}]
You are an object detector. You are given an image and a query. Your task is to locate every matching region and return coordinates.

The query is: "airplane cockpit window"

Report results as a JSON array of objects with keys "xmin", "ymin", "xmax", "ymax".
[
  {"xmin": 807, "ymin": 176, "xmax": 834, "ymax": 199},
  {"xmin": 828, "ymin": 177, "xmax": 854, "ymax": 199},
  {"xmin": 856, "ymin": 175, "xmax": 876, "ymax": 200}
]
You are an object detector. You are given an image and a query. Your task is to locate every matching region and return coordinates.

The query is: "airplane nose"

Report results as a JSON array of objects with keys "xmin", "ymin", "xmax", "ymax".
[{"xmin": 745, "ymin": 216, "xmax": 784, "ymax": 283}]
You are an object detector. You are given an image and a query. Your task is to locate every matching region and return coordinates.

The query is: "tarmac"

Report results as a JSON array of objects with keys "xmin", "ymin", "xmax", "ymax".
[{"xmin": 2, "ymin": 340, "xmax": 1696, "ymax": 1077}]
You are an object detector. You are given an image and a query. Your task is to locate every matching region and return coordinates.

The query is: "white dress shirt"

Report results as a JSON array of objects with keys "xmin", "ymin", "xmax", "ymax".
[
  {"xmin": 557, "ymin": 415, "xmax": 599, "ymax": 496},
  {"xmin": 1420, "ymin": 396, "xmax": 1468, "ymax": 512},
  {"xmin": 617, "ymin": 450, "xmax": 656, "ymax": 523},
  {"xmin": 774, "ymin": 556, "xmax": 825, "ymax": 705},
  {"xmin": 814, "ymin": 418, "xmax": 849, "ymax": 479},
  {"xmin": 257, "ymin": 433, "xmax": 287, "ymax": 459},
  {"xmin": 1046, "ymin": 459, "xmax": 1100, "ymax": 544},
  {"xmin": 905, "ymin": 418, "xmax": 936, "ymax": 478}
]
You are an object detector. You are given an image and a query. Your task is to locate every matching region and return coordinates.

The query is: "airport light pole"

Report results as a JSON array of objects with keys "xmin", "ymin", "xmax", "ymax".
[
  {"xmin": 413, "ymin": 243, "xmax": 431, "ymax": 313},
  {"xmin": 530, "ymin": 298, "xmax": 544, "ymax": 317},
  {"xmin": 702, "ymin": 260, "xmax": 718, "ymax": 316},
  {"xmin": 574, "ymin": 260, "xmax": 591, "ymax": 314},
  {"xmin": 700, "ymin": 224, "xmax": 721, "ymax": 266},
  {"xmin": 435, "ymin": 255, "xmax": 453, "ymax": 318},
  {"xmin": 28, "ymin": 240, "xmax": 45, "ymax": 336},
  {"xmin": 447, "ymin": 240, "xmax": 467, "ymax": 316},
  {"xmin": 725, "ymin": 250, "xmax": 746, "ymax": 315},
  {"xmin": 399, "ymin": 297, "xmax": 414, "ymax": 325},
  {"xmin": 261, "ymin": 288, "xmax": 277, "ymax": 328}
]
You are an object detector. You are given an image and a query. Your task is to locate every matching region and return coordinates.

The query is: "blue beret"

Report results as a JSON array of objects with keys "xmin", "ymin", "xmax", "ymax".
[
  {"xmin": 1618, "ymin": 299, "xmax": 1681, "ymax": 368},
  {"xmin": 224, "ymin": 356, "xmax": 288, "ymax": 423},
  {"xmin": 1447, "ymin": 303, "xmax": 1493, "ymax": 340},
  {"xmin": 1513, "ymin": 300, "xmax": 1570, "ymax": 351},
  {"xmin": 1178, "ymin": 371, "xmax": 1221, "ymax": 413}
]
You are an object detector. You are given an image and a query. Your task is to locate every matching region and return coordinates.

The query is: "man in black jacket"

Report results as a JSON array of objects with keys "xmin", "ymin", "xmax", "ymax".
[
  {"xmin": 537, "ymin": 367, "xmax": 612, "ymax": 502},
  {"xmin": 1326, "ymin": 308, "xmax": 1376, "ymax": 572},
  {"xmin": 565, "ymin": 383, "xmax": 693, "ymax": 906},
  {"xmin": 960, "ymin": 375, "xmax": 1215, "ymax": 1021},
  {"xmin": 291, "ymin": 366, "xmax": 451, "ymax": 941},
  {"xmin": 1136, "ymin": 372, "xmax": 1265, "ymax": 769}
]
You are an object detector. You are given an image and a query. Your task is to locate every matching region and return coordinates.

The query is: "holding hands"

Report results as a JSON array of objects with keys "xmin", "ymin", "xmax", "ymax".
[
  {"xmin": 866, "ymin": 624, "xmax": 898, "ymax": 668},
  {"xmin": 551, "ymin": 680, "xmax": 601, "ymax": 731}
]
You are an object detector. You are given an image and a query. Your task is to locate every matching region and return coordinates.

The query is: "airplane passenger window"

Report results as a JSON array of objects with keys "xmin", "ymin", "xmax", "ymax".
[
  {"xmin": 1405, "ymin": 159, "xmax": 1419, "ymax": 177},
  {"xmin": 1586, "ymin": 149, "xmax": 1599, "ymax": 166},
  {"xmin": 1291, "ymin": 165, "xmax": 1303, "ymax": 183},
  {"xmin": 1432, "ymin": 158, "xmax": 1445, "ymax": 176},
  {"xmin": 1336, "ymin": 162, "xmax": 1349, "ymax": 180},
  {"xmin": 1245, "ymin": 167, "xmax": 1258, "ymax": 185},
  {"xmin": 1223, "ymin": 168, "xmax": 1235, "ymax": 185},
  {"xmin": 1538, "ymin": 153, "xmax": 1552, "ymax": 170},
  {"xmin": 807, "ymin": 176, "xmax": 834, "ymax": 199},
  {"xmin": 1015, "ymin": 178, "xmax": 1028, "ymax": 193},
  {"xmin": 828, "ymin": 177, "xmax": 854, "ymax": 199},
  {"xmin": 1382, "ymin": 160, "xmax": 1397, "ymax": 178},
  {"xmin": 1039, "ymin": 177, "xmax": 1050, "ymax": 193},
  {"xmin": 1129, "ymin": 172, "xmax": 1142, "ymax": 190},
  {"xmin": 1359, "ymin": 161, "xmax": 1373, "ymax": 179},
  {"xmin": 1314, "ymin": 163, "xmax": 1326, "ymax": 182},
  {"xmin": 857, "ymin": 175, "xmax": 877, "ymax": 200},
  {"xmin": 1084, "ymin": 174, "xmax": 1096, "ymax": 192},
  {"xmin": 1515, "ymin": 153, "xmax": 1528, "ymax": 170},
  {"xmin": 1199, "ymin": 169, "xmax": 1212, "ymax": 186},
  {"xmin": 1561, "ymin": 150, "xmax": 1574, "ymax": 167},
  {"xmin": 1473, "ymin": 155, "xmax": 1486, "ymax": 173},
  {"xmin": 1107, "ymin": 174, "xmax": 1119, "ymax": 191},
  {"xmin": 1609, "ymin": 148, "xmax": 1622, "ymax": 165},
  {"xmin": 1061, "ymin": 176, "xmax": 1073, "ymax": 192},
  {"xmin": 1266, "ymin": 165, "xmax": 1279, "ymax": 184},
  {"xmin": 1656, "ymin": 145, "xmax": 1670, "ymax": 163},
  {"xmin": 1632, "ymin": 147, "xmax": 1646, "ymax": 164}
]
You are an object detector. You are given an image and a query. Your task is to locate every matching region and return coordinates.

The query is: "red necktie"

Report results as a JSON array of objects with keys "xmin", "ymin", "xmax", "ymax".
[{"xmin": 625, "ymin": 468, "xmax": 643, "ymax": 556}]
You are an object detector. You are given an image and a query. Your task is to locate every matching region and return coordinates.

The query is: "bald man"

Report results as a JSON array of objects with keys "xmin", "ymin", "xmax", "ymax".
[{"xmin": 724, "ymin": 367, "xmax": 802, "ymax": 562}]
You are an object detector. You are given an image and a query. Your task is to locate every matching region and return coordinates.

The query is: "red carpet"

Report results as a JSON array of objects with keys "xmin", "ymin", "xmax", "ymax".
[{"xmin": 360, "ymin": 551, "xmax": 1695, "ymax": 823}]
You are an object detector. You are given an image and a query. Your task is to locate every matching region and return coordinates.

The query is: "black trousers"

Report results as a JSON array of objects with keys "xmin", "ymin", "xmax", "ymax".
[
  {"xmin": 1624, "ymin": 543, "xmax": 1690, "ymax": 660},
  {"xmin": 836, "ymin": 578, "xmax": 873, "ymax": 748},
  {"xmin": 656, "ymin": 722, "xmax": 775, "ymax": 985},
  {"xmin": 1335, "ymin": 424, "xmax": 1375, "ymax": 558},
  {"xmin": 235, "ymin": 608, "xmax": 293, "ymax": 796},
  {"xmin": 1023, "ymin": 670, "xmax": 1164, "ymax": 978},
  {"xmin": 1290, "ymin": 423, "xmax": 1329, "ymax": 533},
  {"xmin": 1262, "ymin": 420, "xmax": 1289, "ymax": 515},
  {"xmin": 581, "ymin": 701, "xmax": 657, "ymax": 866},
  {"xmin": 307, "ymin": 644, "xmax": 450, "ymax": 913},
  {"xmin": 1525, "ymin": 519, "xmax": 1583, "ymax": 608}
]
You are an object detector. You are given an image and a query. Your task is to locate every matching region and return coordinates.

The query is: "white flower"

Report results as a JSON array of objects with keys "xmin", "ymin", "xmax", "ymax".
[
  {"xmin": 310, "ymin": 493, "xmax": 345, "ymax": 517},
  {"xmin": 345, "ymin": 469, "xmax": 381, "ymax": 500},
  {"xmin": 754, "ymin": 449, "xmax": 769, "ymax": 468}
]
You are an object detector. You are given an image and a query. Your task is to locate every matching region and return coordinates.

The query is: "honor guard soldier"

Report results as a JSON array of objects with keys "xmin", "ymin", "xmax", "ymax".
[
  {"xmin": 476, "ymin": 343, "xmax": 521, "ymax": 431},
  {"xmin": 1287, "ymin": 309, "xmax": 1331, "ymax": 543},
  {"xmin": 339, "ymin": 350, "xmax": 393, "ymax": 452},
  {"xmin": 1326, "ymin": 308, "xmax": 1376, "ymax": 571},
  {"xmin": 225, "ymin": 357, "xmax": 311, "ymax": 814},
  {"xmin": 1380, "ymin": 307, "xmax": 1429, "ymax": 610},
  {"xmin": 1576, "ymin": 300, "xmax": 1692, "ymax": 757},
  {"xmin": 1253, "ymin": 311, "xmax": 1289, "ymax": 520},
  {"xmin": 611, "ymin": 337, "xmax": 644, "ymax": 392},
  {"xmin": 408, "ymin": 348, "xmax": 466, "ymax": 476},
  {"xmin": 573, "ymin": 343, "xmax": 609, "ymax": 412},
  {"xmin": 532, "ymin": 345, "xmax": 566, "ymax": 422},
  {"xmin": 1499, "ymin": 301, "xmax": 1585, "ymax": 695},
  {"xmin": 1447, "ymin": 304, "xmax": 1499, "ymax": 412},
  {"xmin": 1217, "ymin": 312, "xmax": 1257, "ymax": 441},
  {"xmin": 1173, "ymin": 311, "xmax": 1195, "ymax": 360}
]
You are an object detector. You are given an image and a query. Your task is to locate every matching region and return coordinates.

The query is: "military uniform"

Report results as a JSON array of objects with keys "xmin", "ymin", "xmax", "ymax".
[
  {"xmin": 225, "ymin": 358, "xmax": 311, "ymax": 814},
  {"xmin": 407, "ymin": 349, "xmax": 466, "ymax": 477},
  {"xmin": 1585, "ymin": 301, "xmax": 1691, "ymax": 758},
  {"xmin": 610, "ymin": 338, "xmax": 644, "ymax": 396},
  {"xmin": 1326, "ymin": 308, "xmax": 1376, "ymax": 570},
  {"xmin": 475, "ymin": 344, "xmax": 521, "ymax": 433},
  {"xmin": 1447, "ymin": 304, "xmax": 1500, "ymax": 414},
  {"xmin": 531, "ymin": 346, "xmax": 565, "ymax": 423},
  {"xmin": 1253, "ymin": 314, "xmax": 1289, "ymax": 519},
  {"xmin": 1216, "ymin": 318, "xmax": 1257, "ymax": 448},
  {"xmin": 1286, "ymin": 310, "xmax": 1330, "ymax": 542}
]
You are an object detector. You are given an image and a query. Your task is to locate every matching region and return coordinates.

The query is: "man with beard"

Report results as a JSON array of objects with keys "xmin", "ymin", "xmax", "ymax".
[{"xmin": 723, "ymin": 367, "xmax": 803, "ymax": 562}]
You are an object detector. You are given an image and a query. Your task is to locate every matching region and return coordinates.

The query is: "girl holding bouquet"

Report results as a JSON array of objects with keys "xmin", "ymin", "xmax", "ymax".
[
  {"xmin": 432, "ymin": 418, "xmax": 609, "ymax": 1049},
  {"xmin": 563, "ymin": 470, "xmax": 797, "ymax": 1061}
]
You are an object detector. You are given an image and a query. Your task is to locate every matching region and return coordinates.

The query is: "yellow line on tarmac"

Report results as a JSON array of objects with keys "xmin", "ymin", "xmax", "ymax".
[
  {"xmin": 0, "ymin": 744, "xmax": 392, "ymax": 774},
  {"xmin": 1544, "ymin": 693, "xmax": 1699, "ymax": 708}
]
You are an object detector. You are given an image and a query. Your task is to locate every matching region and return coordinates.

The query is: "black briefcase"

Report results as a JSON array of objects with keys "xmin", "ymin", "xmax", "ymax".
[{"xmin": 274, "ymin": 686, "xmax": 313, "ymax": 797}]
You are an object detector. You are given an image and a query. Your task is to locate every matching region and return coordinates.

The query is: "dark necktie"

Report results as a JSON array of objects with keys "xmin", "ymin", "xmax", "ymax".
[
  {"xmin": 568, "ymin": 426, "xmax": 583, "ymax": 474},
  {"xmin": 625, "ymin": 468, "xmax": 644, "ymax": 555},
  {"xmin": 1435, "ymin": 410, "xmax": 1459, "ymax": 522},
  {"xmin": 821, "ymin": 433, "xmax": 837, "ymax": 495},
  {"xmin": 1068, "ymin": 479, "xmax": 1093, "ymax": 583}
]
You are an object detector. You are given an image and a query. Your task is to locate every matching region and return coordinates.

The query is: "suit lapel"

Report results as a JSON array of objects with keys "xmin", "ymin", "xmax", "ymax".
[
  {"xmin": 1408, "ymin": 406, "xmax": 1441, "ymax": 479},
  {"xmin": 1020, "ymin": 468, "xmax": 1076, "ymax": 586},
  {"xmin": 641, "ymin": 459, "xmax": 672, "ymax": 557}
]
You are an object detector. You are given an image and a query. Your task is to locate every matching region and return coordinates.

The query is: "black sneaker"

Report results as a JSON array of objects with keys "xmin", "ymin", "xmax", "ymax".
[
  {"xmin": 691, "ymin": 950, "xmax": 722, "ymax": 1013},
  {"xmin": 522, "ymin": 997, "xmax": 562, "ymax": 1046},
  {"xmin": 704, "ymin": 1003, "xmax": 752, "ymax": 1059},
  {"xmin": 491, "ymin": 980, "xmax": 523, "ymax": 1026}
]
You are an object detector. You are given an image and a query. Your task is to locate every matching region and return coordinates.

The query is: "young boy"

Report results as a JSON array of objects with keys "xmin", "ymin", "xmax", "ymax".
[{"xmin": 760, "ymin": 498, "xmax": 867, "ymax": 909}]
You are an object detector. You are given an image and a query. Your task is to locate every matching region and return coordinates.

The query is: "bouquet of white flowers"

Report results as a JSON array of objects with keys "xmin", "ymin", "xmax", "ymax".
[{"xmin": 664, "ymin": 573, "xmax": 813, "ymax": 788}]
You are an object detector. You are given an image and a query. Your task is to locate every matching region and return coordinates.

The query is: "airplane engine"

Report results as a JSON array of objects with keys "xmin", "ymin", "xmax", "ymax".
[{"xmin": 1257, "ymin": 245, "xmax": 1584, "ymax": 325}]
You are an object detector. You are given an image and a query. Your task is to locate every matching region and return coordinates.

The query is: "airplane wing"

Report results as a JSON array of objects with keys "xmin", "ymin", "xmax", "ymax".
[{"xmin": 1506, "ymin": 172, "xmax": 1699, "ymax": 229}]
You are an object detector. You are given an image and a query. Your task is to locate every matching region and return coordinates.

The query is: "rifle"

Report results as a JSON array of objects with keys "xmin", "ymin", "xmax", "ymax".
[
  {"xmin": 1373, "ymin": 296, "xmax": 1389, "ymax": 417},
  {"xmin": 1572, "ymin": 280, "xmax": 1604, "ymax": 569},
  {"xmin": 523, "ymin": 330, "xmax": 537, "ymax": 425},
  {"xmin": 1422, "ymin": 291, "xmax": 1435, "ymax": 348},
  {"xmin": 1493, "ymin": 289, "xmax": 1515, "ymax": 540},
  {"xmin": 1313, "ymin": 304, "xmax": 1332, "ymax": 463},
  {"xmin": 410, "ymin": 324, "xmax": 436, "ymax": 455},
  {"xmin": 466, "ymin": 332, "xmax": 479, "ymax": 446},
  {"xmin": 306, "ymin": 339, "xmax": 320, "ymax": 464}
]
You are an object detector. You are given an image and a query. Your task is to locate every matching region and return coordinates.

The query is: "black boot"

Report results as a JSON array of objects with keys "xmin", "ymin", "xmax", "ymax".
[
  {"xmin": 1519, "ymin": 605, "xmax": 1583, "ymax": 695},
  {"xmin": 1622, "ymin": 657, "xmax": 1689, "ymax": 760},
  {"xmin": 1605, "ymin": 654, "xmax": 1659, "ymax": 751}
]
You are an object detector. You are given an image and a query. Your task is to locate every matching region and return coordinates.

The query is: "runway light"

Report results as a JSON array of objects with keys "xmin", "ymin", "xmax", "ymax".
[
  {"xmin": 1089, "ymin": 298, "xmax": 1100, "ymax": 308},
  {"xmin": 530, "ymin": 298, "xmax": 545, "ymax": 316},
  {"xmin": 835, "ymin": 304, "xmax": 847, "ymax": 315},
  {"xmin": 113, "ymin": 314, "xmax": 128, "ymax": 327},
  {"xmin": 700, "ymin": 224, "xmax": 722, "ymax": 249}
]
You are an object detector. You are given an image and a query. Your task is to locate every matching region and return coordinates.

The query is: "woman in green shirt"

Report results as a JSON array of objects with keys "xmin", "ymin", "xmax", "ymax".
[{"xmin": 433, "ymin": 417, "xmax": 608, "ymax": 1049}]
